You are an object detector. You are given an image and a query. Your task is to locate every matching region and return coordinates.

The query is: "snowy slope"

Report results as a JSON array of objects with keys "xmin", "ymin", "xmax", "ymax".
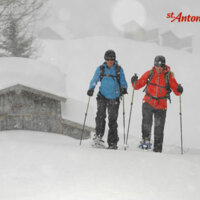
[
  {"xmin": 39, "ymin": 36, "xmax": 200, "ymax": 149},
  {"xmin": 0, "ymin": 131, "xmax": 200, "ymax": 200}
]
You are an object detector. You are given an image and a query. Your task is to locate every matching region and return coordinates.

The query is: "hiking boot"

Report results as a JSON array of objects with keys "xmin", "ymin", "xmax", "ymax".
[
  {"xmin": 153, "ymin": 142, "xmax": 163, "ymax": 153},
  {"xmin": 153, "ymin": 148, "xmax": 162, "ymax": 153},
  {"xmin": 153, "ymin": 145, "xmax": 162, "ymax": 153},
  {"xmin": 92, "ymin": 135, "xmax": 105, "ymax": 148},
  {"xmin": 93, "ymin": 134, "xmax": 104, "ymax": 142},
  {"xmin": 138, "ymin": 139, "xmax": 152, "ymax": 150},
  {"xmin": 107, "ymin": 143, "xmax": 118, "ymax": 150}
]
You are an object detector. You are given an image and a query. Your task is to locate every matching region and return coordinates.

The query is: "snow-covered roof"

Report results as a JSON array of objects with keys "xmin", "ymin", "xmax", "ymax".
[
  {"xmin": 123, "ymin": 19, "xmax": 158, "ymax": 32},
  {"xmin": 0, "ymin": 57, "xmax": 66, "ymax": 98},
  {"xmin": 0, "ymin": 84, "xmax": 66, "ymax": 102},
  {"xmin": 38, "ymin": 27, "xmax": 64, "ymax": 40},
  {"xmin": 160, "ymin": 28, "xmax": 193, "ymax": 38}
]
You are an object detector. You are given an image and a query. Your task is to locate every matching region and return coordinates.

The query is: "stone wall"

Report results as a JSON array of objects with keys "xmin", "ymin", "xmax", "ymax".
[
  {"xmin": 0, "ymin": 90, "xmax": 62, "ymax": 133},
  {"xmin": 62, "ymin": 119, "xmax": 93, "ymax": 139},
  {"xmin": 0, "ymin": 85, "xmax": 94, "ymax": 139}
]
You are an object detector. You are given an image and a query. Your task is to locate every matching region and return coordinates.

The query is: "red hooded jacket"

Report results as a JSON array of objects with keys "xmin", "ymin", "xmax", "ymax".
[{"xmin": 133, "ymin": 65, "xmax": 180, "ymax": 109}]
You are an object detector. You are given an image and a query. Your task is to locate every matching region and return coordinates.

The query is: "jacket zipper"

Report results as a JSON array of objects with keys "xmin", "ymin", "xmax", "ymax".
[
  {"xmin": 154, "ymin": 74, "xmax": 160, "ymax": 108},
  {"xmin": 108, "ymin": 67, "xmax": 118, "ymax": 97}
]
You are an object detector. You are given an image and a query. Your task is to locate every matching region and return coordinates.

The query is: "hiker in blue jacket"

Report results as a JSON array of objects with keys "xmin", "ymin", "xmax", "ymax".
[{"xmin": 87, "ymin": 50, "xmax": 128, "ymax": 149}]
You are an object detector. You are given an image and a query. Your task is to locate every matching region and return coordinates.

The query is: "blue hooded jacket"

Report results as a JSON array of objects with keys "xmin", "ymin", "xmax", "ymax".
[{"xmin": 89, "ymin": 61, "xmax": 128, "ymax": 99}]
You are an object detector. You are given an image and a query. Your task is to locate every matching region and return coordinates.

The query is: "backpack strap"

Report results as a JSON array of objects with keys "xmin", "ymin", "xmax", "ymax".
[
  {"xmin": 99, "ymin": 65, "xmax": 105, "ymax": 81},
  {"xmin": 164, "ymin": 71, "xmax": 173, "ymax": 103},
  {"xmin": 99, "ymin": 64, "xmax": 121, "ymax": 83},
  {"xmin": 115, "ymin": 65, "xmax": 121, "ymax": 92}
]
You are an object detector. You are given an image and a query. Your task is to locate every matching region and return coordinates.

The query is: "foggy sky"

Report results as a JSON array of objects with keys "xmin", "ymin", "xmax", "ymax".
[{"xmin": 45, "ymin": 0, "xmax": 200, "ymax": 38}]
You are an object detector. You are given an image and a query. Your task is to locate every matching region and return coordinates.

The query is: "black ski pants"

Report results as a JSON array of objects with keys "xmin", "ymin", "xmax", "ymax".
[
  {"xmin": 142, "ymin": 102, "xmax": 167, "ymax": 152},
  {"xmin": 95, "ymin": 96, "xmax": 120, "ymax": 146}
]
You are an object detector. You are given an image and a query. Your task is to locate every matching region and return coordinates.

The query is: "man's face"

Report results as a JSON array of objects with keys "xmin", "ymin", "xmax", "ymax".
[
  {"xmin": 155, "ymin": 65, "xmax": 164, "ymax": 74},
  {"xmin": 106, "ymin": 59, "xmax": 115, "ymax": 67}
]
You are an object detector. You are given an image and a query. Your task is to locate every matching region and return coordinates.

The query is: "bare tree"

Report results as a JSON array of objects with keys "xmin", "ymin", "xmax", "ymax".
[{"xmin": 0, "ymin": 0, "xmax": 47, "ymax": 58}]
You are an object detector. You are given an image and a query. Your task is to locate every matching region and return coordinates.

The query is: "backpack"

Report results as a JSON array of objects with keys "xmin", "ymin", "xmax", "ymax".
[
  {"xmin": 99, "ymin": 64, "xmax": 122, "ymax": 95},
  {"xmin": 143, "ymin": 69, "xmax": 173, "ymax": 103}
]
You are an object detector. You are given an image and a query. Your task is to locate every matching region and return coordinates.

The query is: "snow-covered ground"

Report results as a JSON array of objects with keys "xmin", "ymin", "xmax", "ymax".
[{"xmin": 0, "ymin": 130, "xmax": 200, "ymax": 200}]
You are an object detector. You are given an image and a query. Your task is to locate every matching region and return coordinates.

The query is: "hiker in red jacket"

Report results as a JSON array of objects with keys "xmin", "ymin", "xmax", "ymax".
[{"xmin": 131, "ymin": 55, "xmax": 183, "ymax": 152}]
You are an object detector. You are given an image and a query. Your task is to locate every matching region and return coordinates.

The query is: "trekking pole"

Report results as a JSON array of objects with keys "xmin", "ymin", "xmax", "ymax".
[
  {"xmin": 80, "ymin": 96, "xmax": 91, "ymax": 145},
  {"xmin": 179, "ymin": 94, "xmax": 183, "ymax": 154},
  {"xmin": 122, "ymin": 95, "xmax": 126, "ymax": 150},
  {"xmin": 125, "ymin": 84, "xmax": 135, "ymax": 150}
]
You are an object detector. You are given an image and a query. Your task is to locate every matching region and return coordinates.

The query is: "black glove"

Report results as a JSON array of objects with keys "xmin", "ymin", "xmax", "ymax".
[
  {"xmin": 131, "ymin": 73, "xmax": 138, "ymax": 84},
  {"xmin": 177, "ymin": 84, "xmax": 183, "ymax": 94},
  {"xmin": 87, "ymin": 89, "xmax": 94, "ymax": 96},
  {"xmin": 121, "ymin": 88, "xmax": 128, "ymax": 95}
]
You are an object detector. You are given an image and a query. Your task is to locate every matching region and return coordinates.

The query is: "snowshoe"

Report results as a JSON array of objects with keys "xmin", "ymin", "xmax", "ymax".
[
  {"xmin": 91, "ymin": 135, "xmax": 106, "ymax": 149},
  {"xmin": 138, "ymin": 140, "xmax": 152, "ymax": 150}
]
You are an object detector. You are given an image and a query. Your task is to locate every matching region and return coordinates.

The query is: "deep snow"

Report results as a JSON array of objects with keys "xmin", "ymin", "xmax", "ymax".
[{"xmin": 0, "ymin": 131, "xmax": 200, "ymax": 200}]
